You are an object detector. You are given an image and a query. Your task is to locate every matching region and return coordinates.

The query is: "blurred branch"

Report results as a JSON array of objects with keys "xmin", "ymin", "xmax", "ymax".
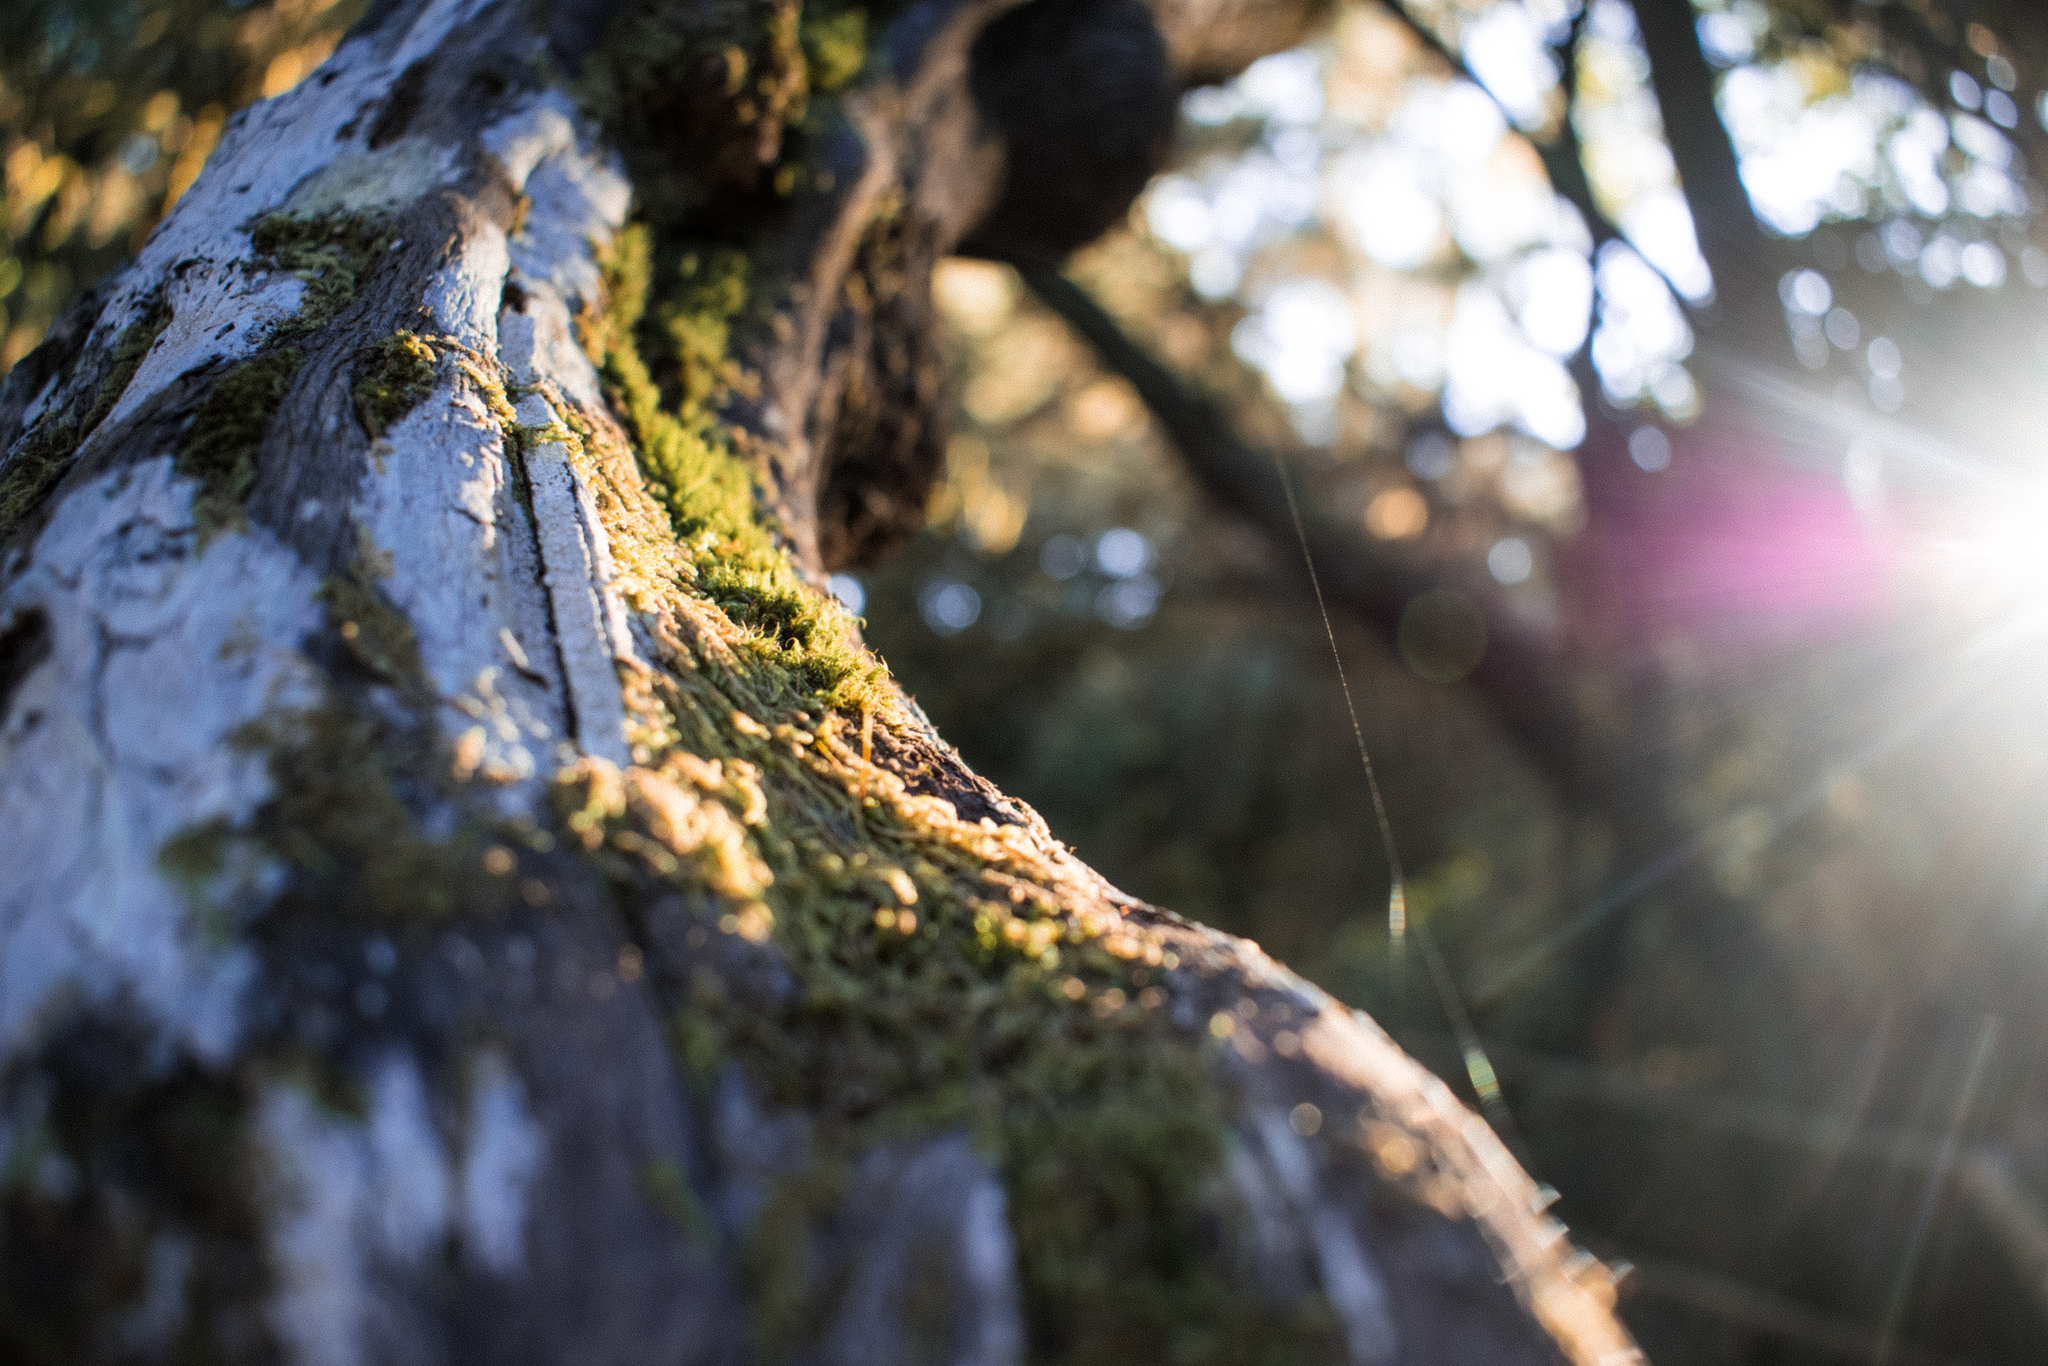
[
  {"xmin": 1374, "ymin": 0, "xmax": 1718, "ymax": 341},
  {"xmin": 1374, "ymin": 1, "xmax": 1622, "ymax": 252},
  {"xmin": 1019, "ymin": 267, "xmax": 1590, "ymax": 784},
  {"xmin": 1624, "ymin": 0, "xmax": 1771, "ymax": 273}
]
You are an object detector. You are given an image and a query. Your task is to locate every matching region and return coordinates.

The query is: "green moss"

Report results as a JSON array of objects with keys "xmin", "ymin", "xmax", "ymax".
[
  {"xmin": 318, "ymin": 561, "xmax": 427, "ymax": 689},
  {"xmin": 553, "ymin": 222, "xmax": 1337, "ymax": 1342},
  {"xmin": 249, "ymin": 212, "xmax": 394, "ymax": 333},
  {"xmin": 800, "ymin": 7, "xmax": 868, "ymax": 93},
  {"xmin": 159, "ymin": 818, "xmax": 234, "ymax": 890},
  {"xmin": 571, "ymin": 0, "xmax": 891, "ymax": 711},
  {"xmin": 351, "ymin": 331, "xmax": 440, "ymax": 439},
  {"xmin": 159, "ymin": 816, "xmax": 241, "ymax": 946},
  {"xmin": 659, "ymin": 247, "xmax": 752, "ymax": 413},
  {"xmin": 585, "ymin": 225, "xmax": 885, "ymax": 712},
  {"xmin": 1, "ymin": 212, "xmax": 386, "ymax": 546},
  {"xmin": 157, "ymin": 211, "xmax": 393, "ymax": 532},
  {"xmin": 80, "ymin": 293, "xmax": 172, "ymax": 433},
  {"xmin": 235, "ymin": 703, "xmax": 470, "ymax": 919},
  {"xmin": 557, "ymin": 28, "xmax": 1327, "ymax": 1342},
  {"xmin": 0, "ymin": 421, "xmax": 81, "ymax": 546},
  {"xmin": 556, "ymin": 9, "xmax": 1327, "ymax": 1354},
  {"xmin": 579, "ymin": 0, "xmax": 813, "ymax": 213},
  {"xmin": 557, "ymin": 660, "xmax": 1340, "ymax": 1362},
  {"xmin": 175, "ymin": 348, "xmax": 303, "ymax": 536},
  {"xmin": 0, "ymin": 291, "xmax": 168, "ymax": 543},
  {"xmin": 160, "ymin": 554, "xmax": 520, "ymax": 926},
  {"xmin": 232, "ymin": 558, "xmax": 515, "ymax": 921},
  {"xmin": 741, "ymin": 1158, "xmax": 848, "ymax": 1354}
]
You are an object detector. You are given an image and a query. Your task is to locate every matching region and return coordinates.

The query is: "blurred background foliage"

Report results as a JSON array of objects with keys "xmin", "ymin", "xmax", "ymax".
[
  {"xmin": 863, "ymin": 4, "xmax": 2048, "ymax": 1360},
  {"xmin": 0, "ymin": 0, "xmax": 366, "ymax": 368},
  {"xmin": 10, "ymin": 0, "xmax": 2048, "ymax": 1360}
]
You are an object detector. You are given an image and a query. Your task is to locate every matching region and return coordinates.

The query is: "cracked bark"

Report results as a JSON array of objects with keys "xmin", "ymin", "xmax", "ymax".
[{"xmin": 0, "ymin": 0, "xmax": 1636, "ymax": 1362}]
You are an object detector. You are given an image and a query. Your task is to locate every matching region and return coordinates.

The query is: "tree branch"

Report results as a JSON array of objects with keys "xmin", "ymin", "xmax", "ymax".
[
  {"xmin": 1376, "ymin": 0, "xmax": 1627, "ymax": 255},
  {"xmin": 1625, "ymin": 0, "xmax": 1770, "ymax": 272},
  {"xmin": 1020, "ymin": 266, "xmax": 1591, "ymax": 785}
]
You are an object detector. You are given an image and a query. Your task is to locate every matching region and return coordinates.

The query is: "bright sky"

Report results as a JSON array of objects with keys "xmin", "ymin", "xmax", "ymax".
[{"xmin": 1138, "ymin": 0, "xmax": 2045, "ymax": 468}]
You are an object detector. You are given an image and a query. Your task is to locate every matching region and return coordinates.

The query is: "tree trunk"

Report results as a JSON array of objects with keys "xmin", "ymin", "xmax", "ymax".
[{"xmin": 0, "ymin": 1, "xmax": 1635, "ymax": 1362}]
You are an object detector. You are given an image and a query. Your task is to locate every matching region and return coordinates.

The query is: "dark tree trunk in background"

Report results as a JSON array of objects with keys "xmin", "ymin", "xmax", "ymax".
[
  {"xmin": 0, "ymin": 0, "xmax": 1635, "ymax": 1362},
  {"xmin": 1627, "ymin": 0, "xmax": 1765, "ymax": 272}
]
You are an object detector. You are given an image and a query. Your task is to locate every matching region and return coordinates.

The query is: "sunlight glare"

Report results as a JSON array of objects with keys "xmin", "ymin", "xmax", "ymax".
[
  {"xmin": 1717, "ymin": 54, "xmax": 2028, "ymax": 248},
  {"xmin": 1591, "ymin": 241, "xmax": 1694, "ymax": 414},
  {"xmin": 1337, "ymin": 150, "xmax": 1444, "ymax": 269},
  {"xmin": 1917, "ymin": 485, "xmax": 2048, "ymax": 618},
  {"xmin": 1461, "ymin": 2, "xmax": 1560, "ymax": 130},
  {"xmin": 1444, "ymin": 282, "xmax": 1585, "ymax": 449},
  {"xmin": 1505, "ymin": 247, "xmax": 1594, "ymax": 357},
  {"xmin": 1231, "ymin": 278, "xmax": 1358, "ymax": 406}
]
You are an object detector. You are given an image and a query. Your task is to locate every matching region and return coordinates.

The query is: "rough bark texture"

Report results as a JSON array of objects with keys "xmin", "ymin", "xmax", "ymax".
[{"xmin": 0, "ymin": 1, "xmax": 1638, "ymax": 1362}]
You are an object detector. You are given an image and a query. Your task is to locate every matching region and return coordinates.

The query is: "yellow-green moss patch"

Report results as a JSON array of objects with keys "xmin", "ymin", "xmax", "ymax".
[
  {"xmin": 159, "ymin": 817, "xmax": 235, "ymax": 891},
  {"xmin": 230, "ymin": 559, "xmax": 518, "ymax": 922},
  {"xmin": 658, "ymin": 246, "xmax": 753, "ymax": 415},
  {"xmin": 528, "ymin": 10, "xmax": 1334, "ymax": 1350},
  {"xmin": 579, "ymin": 0, "xmax": 813, "ymax": 206},
  {"xmin": 162, "ymin": 555, "xmax": 521, "ymax": 926},
  {"xmin": 351, "ymin": 331, "xmax": 440, "ymax": 438},
  {"xmin": 250, "ymin": 211, "xmax": 395, "ymax": 333},
  {"xmin": 0, "ymin": 420, "xmax": 85, "ymax": 547},
  {"xmin": 171, "ymin": 210, "xmax": 394, "ymax": 542},
  {"xmin": 582, "ymin": 224, "xmax": 885, "ymax": 712},
  {"xmin": 641, "ymin": 1157, "xmax": 719, "ymax": 1247},
  {"xmin": 318, "ymin": 560, "xmax": 428, "ymax": 689},
  {"xmin": 800, "ymin": 6, "xmax": 868, "ymax": 93},
  {"xmin": 547, "ymin": 39, "xmax": 1334, "ymax": 1342},
  {"xmin": 554, "ymin": 607, "xmax": 1340, "ymax": 1362},
  {"xmin": 231, "ymin": 702, "xmax": 485, "ymax": 921},
  {"xmin": 176, "ymin": 348, "xmax": 303, "ymax": 536},
  {"xmin": 80, "ymin": 293, "xmax": 173, "ymax": 433}
]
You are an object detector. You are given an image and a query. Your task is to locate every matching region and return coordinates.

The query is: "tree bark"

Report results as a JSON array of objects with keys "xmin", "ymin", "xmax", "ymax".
[{"xmin": 0, "ymin": 1, "xmax": 1636, "ymax": 1362}]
